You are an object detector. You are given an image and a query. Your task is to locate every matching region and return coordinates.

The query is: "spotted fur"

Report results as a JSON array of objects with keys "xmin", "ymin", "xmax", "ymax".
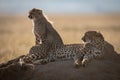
[
  {"xmin": 28, "ymin": 8, "xmax": 63, "ymax": 58},
  {"xmin": 20, "ymin": 31, "xmax": 105, "ymax": 67}
]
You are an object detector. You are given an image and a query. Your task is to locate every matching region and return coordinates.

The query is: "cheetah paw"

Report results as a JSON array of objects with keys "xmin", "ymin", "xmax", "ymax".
[{"xmin": 82, "ymin": 60, "xmax": 88, "ymax": 67}]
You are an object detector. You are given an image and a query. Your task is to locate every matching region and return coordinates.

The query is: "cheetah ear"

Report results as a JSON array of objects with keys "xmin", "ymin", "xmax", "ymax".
[
  {"xmin": 98, "ymin": 31, "xmax": 100, "ymax": 33},
  {"xmin": 38, "ymin": 9, "xmax": 43, "ymax": 14},
  {"xmin": 32, "ymin": 8, "xmax": 42, "ymax": 14},
  {"xmin": 96, "ymin": 32, "xmax": 101, "ymax": 37},
  {"xmin": 32, "ymin": 8, "xmax": 37, "ymax": 11},
  {"xmin": 97, "ymin": 31, "xmax": 102, "ymax": 36},
  {"xmin": 96, "ymin": 31, "xmax": 104, "ymax": 40}
]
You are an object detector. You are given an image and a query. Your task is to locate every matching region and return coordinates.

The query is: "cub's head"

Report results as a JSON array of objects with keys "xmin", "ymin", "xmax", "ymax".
[
  {"xmin": 82, "ymin": 31, "xmax": 104, "ymax": 43},
  {"xmin": 28, "ymin": 8, "xmax": 43, "ymax": 19}
]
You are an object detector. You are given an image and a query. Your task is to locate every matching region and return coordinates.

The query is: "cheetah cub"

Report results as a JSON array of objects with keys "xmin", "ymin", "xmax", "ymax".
[
  {"xmin": 28, "ymin": 8, "xmax": 64, "ymax": 58},
  {"xmin": 28, "ymin": 8, "xmax": 63, "ymax": 46}
]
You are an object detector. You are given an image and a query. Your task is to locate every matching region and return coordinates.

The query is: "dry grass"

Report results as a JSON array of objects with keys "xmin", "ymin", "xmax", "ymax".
[{"xmin": 0, "ymin": 14, "xmax": 120, "ymax": 63}]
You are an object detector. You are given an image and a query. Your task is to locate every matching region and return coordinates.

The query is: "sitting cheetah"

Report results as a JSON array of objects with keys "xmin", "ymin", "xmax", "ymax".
[
  {"xmin": 28, "ymin": 8, "xmax": 63, "ymax": 46},
  {"xmin": 28, "ymin": 8, "xmax": 64, "ymax": 59},
  {"xmin": 20, "ymin": 31, "xmax": 105, "ymax": 67}
]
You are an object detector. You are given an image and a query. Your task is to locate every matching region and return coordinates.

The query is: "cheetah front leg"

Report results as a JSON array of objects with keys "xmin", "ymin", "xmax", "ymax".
[
  {"xmin": 81, "ymin": 54, "xmax": 93, "ymax": 67},
  {"xmin": 33, "ymin": 57, "xmax": 55, "ymax": 65},
  {"xmin": 35, "ymin": 34, "xmax": 40, "ymax": 45},
  {"xmin": 33, "ymin": 59, "xmax": 48, "ymax": 65}
]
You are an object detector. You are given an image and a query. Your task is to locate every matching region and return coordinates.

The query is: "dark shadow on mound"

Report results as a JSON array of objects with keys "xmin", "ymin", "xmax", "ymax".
[
  {"xmin": 0, "ymin": 62, "xmax": 34, "ymax": 80},
  {"xmin": 103, "ymin": 41, "xmax": 120, "ymax": 60},
  {"xmin": 0, "ymin": 55, "xmax": 25, "ymax": 68},
  {"xmin": 0, "ymin": 55, "xmax": 34, "ymax": 80}
]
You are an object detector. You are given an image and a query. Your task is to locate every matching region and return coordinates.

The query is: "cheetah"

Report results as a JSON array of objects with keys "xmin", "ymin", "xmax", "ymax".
[
  {"xmin": 0, "ymin": 8, "xmax": 64, "ymax": 69},
  {"xmin": 28, "ymin": 8, "xmax": 63, "ymax": 46},
  {"xmin": 20, "ymin": 31, "xmax": 105, "ymax": 67},
  {"xmin": 28, "ymin": 8, "xmax": 64, "ymax": 59}
]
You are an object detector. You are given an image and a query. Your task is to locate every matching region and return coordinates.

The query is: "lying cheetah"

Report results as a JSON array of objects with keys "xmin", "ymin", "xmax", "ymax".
[{"xmin": 20, "ymin": 31, "xmax": 105, "ymax": 67}]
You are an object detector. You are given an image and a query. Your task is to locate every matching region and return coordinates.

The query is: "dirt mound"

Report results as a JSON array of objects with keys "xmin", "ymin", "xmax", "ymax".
[{"xmin": 0, "ymin": 42, "xmax": 120, "ymax": 80}]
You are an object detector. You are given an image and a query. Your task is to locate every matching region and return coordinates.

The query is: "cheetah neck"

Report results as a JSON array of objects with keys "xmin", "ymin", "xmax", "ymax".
[
  {"xmin": 91, "ymin": 40, "xmax": 105, "ymax": 50},
  {"xmin": 33, "ymin": 16, "xmax": 47, "ymax": 26}
]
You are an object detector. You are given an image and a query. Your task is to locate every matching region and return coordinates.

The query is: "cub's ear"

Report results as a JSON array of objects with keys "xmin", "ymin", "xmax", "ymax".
[
  {"xmin": 31, "ymin": 8, "xmax": 42, "ymax": 14},
  {"xmin": 96, "ymin": 32, "xmax": 102, "ymax": 37},
  {"xmin": 37, "ymin": 9, "xmax": 43, "ymax": 14},
  {"xmin": 32, "ymin": 8, "xmax": 37, "ymax": 11}
]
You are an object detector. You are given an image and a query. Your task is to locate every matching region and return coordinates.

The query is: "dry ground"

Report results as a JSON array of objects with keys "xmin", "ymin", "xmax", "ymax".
[{"xmin": 0, "ymin": 14, "xmax": 120, "ymax": 63}]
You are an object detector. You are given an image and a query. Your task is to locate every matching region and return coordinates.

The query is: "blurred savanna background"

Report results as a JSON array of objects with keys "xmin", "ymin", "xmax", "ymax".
[{"xmin": 0, "ymin": 0, "xmax": 120, "ymax": 63}]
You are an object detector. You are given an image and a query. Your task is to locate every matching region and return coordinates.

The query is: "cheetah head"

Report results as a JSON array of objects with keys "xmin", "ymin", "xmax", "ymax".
[
  {"xmin": 28, "ymin": 8, "xmax": 43, "ymax": 20},
  {"xmin": 82, "ymin": 31, "xmax": 104, "ymax": 43}
]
